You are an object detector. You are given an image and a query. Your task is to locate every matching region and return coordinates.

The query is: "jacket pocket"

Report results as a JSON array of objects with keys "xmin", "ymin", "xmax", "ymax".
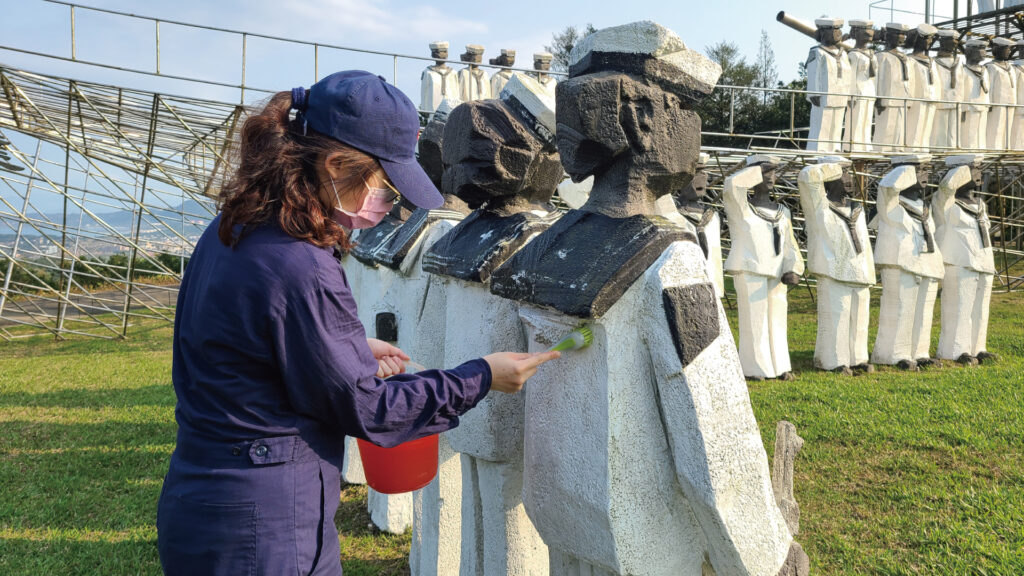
[
  {"xmin": 293, "ymin": 460, "xmax": 326, "ymax": 576},
  {"xmin": 158, "ymin": 493, "xmax": 259, "ymax": 576}
]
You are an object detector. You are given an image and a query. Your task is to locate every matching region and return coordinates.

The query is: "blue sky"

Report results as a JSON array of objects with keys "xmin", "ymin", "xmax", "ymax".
[{"xmin": 0, "ymin": 0, "xmax": 961, "ymax": 105}]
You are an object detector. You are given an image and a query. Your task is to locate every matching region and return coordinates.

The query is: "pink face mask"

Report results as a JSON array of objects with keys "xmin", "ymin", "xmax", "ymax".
[{"xmin": 330, "ymin": 179, "xmax": 398, "ymax": 229}]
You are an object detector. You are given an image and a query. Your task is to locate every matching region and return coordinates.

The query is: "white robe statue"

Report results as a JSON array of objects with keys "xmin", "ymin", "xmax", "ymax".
[
  {"xmin": 421, "ymin": 66, "xmax": 460, "ymax": 114},
  {"xmin": 846, "ymin": 47, "xmax": 877, "ymax": 152},
  {"xmin": 931, "ymin": 54, "xmax": 964, "ymax": 149},
  {"xmin": 459, "ymin": 67, "xmax": 492, "ymax": 102},
  {"xmin": 491, "ymin": 69, "xmax": 515, "ymax": 98},
  {"xmin": 723, "ymin": 166, "xmax": 805, "ymax": 380},
  {"xmin": 961, "ymin": 63, "xmax": 990, "ymax": 150},
  {"xmin": 985, "ymin": 59, "xmax": 1016, "ymax": 150},
  {"xmin": 798, "ymin": 162, "xmax": 875, "ymax": 372},
  {"xmin": 678, "ymin": 205, "xmax": 725, "ymax": 298},
  {"xmin": 805, "ymin": 43, "xmax": 851, "ymax": 152},
  {"xmin": 874, "ymin": 49, "xmax": 914, "ymax": 152},
  {"xmin": 871, "ymin": 164, "xmax": 945, "ymax": 367},
  {"xmin": 907, "ymin": 54, "xmax": 939, "ymax": 151},
  {"xmin": 1012, "ymin": 59, "xmax": 1024, "ymax": 149},
  {"xmin": 934, "ymin": 162, "xmax": 996, "ymax": 363}
]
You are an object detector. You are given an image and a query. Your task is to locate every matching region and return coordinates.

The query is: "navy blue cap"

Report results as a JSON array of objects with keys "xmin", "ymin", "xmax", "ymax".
[{"xmin": 294, "ymin": 70, "xmax": 443, "ymax": 210}]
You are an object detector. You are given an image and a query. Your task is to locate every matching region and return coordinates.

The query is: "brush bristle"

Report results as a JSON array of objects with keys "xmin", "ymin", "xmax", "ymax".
[{"xmin": 578, "ymin": 326, "xmax": 593, "ymax": 345}]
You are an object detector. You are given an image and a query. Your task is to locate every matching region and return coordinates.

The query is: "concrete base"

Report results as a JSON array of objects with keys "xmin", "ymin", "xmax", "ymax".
[{"xmin": 341, "ymin": 436, "xmax": 366, "ymax": 485}]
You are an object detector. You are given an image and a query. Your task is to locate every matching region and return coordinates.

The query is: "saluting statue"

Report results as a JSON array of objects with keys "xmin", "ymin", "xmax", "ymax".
[
  {"xmin": 845, "ymin": 20, "xmax": 877, "ymax": 152},
  {"xmin": 986, "ymin": 37, "xmax": 1017, "ymax": 150},
  {"xmin": 491, "ymin": 21, "xmax": 807, "ymax": 576},
  {"xmin": 421, "ymin": 41, "xmax": 460, "ymax": 114},
  {"xmin": 673, "ymin": 152, "xmax": 724, "ymax": 299},
  {"xmin": 931, "ymin": 29, "xmax": 964, "ymax": 150},
  {"xmin": 934, "ymin": 155, "xmax": 997, "ymax": 366},
  {"xmin": 798, "ymin": 156, "xmax": 875, "ymax": 375},
  {"xmin": 906, "ymin": 24, "xmax": 939, "ymax": 151},
  {"xmin": 423, "ymin": 75, "xmax": 560, "ymax": 576},
  {"xmin": 458, "ymin": 45, "xmax": 492, "ymax": 102},
  {"xmin": 874, "ymin": 23, "xmax": 913, "ymax": 152},
  {"xmin": 961, "ymin": 38, "xmax": 991, "ymax": 150},
  {"xmin": 871, "ymin": 155, "xmax": 944, "ymax": 371},
  {"xmin": 723, "ymin": 155, "xmax": 804, "ymax": 381},
  {"xmin": 805, "ymin": 17, "xmax": 851, "ymax": 152}
]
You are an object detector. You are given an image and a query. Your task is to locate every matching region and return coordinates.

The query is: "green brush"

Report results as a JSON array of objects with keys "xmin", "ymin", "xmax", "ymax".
[{"xmin": 547, "ymin": 326, "xmax": 594, "ymax": 352}]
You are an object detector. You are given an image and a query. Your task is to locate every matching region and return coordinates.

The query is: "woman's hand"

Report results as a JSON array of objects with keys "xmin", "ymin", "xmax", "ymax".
[
  {"xmin": 483, "ymin": 351, "xmax": 561, "ymax": 394},
  {"xmin": 367, "ymin": 338, "xmax": 410, "ymax": 378}
]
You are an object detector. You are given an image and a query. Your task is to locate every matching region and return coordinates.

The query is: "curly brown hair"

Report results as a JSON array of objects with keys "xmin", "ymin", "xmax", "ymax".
[{"xmin": 217, "ymin": 91, "xmax": 382, "ymax": 250}]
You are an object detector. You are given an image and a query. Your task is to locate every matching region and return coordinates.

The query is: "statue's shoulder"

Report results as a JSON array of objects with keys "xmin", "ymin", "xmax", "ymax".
[
  {"xmin": 489, "ymin": 210, "xmax": 696, "ymax": 318},
  {"xmin": 422, "ymin": 209, "xmax": 555, "ymax": 283},
  {"xmin": 350, "ymin": 213, "xmax": 408, "ymax": 267}
]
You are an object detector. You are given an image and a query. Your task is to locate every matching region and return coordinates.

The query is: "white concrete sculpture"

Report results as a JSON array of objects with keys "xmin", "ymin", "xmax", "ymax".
[
  {"xmin": 723, "ymin": 155, "xmax": 805, "ymax": 381},
  {"xmin": 961, "ymin": 38, "xmax": 991, "ymax": 150},
  {"xmin": 1012, "ymin": 40, "xmax": 1024, "ymax": 150},
  {"xmin": 556, "ymin": 175, "xmax": 593, "ymax": 209},
  {"xmin": 931, "ymin": 30, "xmax": 964, "ymax": 150},
  {"xmin": 986, "ymin": 37, "xmax": 1017, "ymax": 150},
  {"xmin": 906, "ymin": 24, "xmax": 939, "ymax": 151},
  {"xmin": 421, "ymin": 41, "xmax": 461, "ymax": 115},
  {"xmin": 871, "ymin": 155, "xmax": 944, "ymax": 370},
  {"xmin": 458, "ymin": 44, "xmax": 492, "ymax": 102},
  {"xmin": 805, "ymin": 17, "xmax": 851, "ymax": 152},
  {"xmin": 934, "ymin": 155, "xmax": 997, "ymax": 365},
  {"xmin": 424, "ymin": 74, "xmax": 561, "ymax": 576},
  {"xmin": 533, "ymin": 52, "xmax": 557, "ymax": 97},
  {"xmin": 675, "ymin": 152, "xmax": 725, "ymax": 298},
  {"xmin": 489, "ymin": 21, "xmax": 807, "ymax": 576},
  {"xmin": 874, "ymin": 23, "xmax": 913, "ymax": 152},
  {"xmin": 490, "ymin": 49, "xmax": 517, "ymax": 96},
  {"xmin": 798, "ymin": 157, "xmax": 875, "ymax": 375},
  {"xmin": 845, "ymin": 20, "xmax": 877, "ymax": 152}
]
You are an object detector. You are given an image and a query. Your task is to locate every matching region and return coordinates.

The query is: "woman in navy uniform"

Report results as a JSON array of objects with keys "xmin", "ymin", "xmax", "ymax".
[{"xmin": 156, "ymin": 70, "xmax": 559, "ymax": 576}]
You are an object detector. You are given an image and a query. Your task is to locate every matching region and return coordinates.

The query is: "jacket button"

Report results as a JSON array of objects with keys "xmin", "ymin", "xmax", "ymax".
[
  {"xmin": 231, "ymin": 447, "xmax": 241, "ymax": 456},
  {"xmin": 254, "ymin": 445, "xmax": 268, "ymax": 457}
]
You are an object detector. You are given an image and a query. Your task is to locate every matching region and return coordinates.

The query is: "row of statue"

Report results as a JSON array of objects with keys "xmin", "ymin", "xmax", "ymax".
[
  {"xmin": 805, "ymin": 17, "xmax": 1024, "ymax": 153},
  {"xmin": 339, "ymin": 20, "xmax": 995, "ymax": 576},
  {"xmin": 420, "ymin": 41, "xmax": 556, "ymax": 113}
]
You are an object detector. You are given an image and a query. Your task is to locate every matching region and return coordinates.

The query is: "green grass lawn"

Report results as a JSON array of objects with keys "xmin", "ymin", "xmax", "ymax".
[{"xmin": 1, "ymin": 288, "xmax": 1022, "ymax": 575}]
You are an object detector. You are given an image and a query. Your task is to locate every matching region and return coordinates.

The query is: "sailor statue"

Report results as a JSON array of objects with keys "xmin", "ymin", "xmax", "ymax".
[
  {"xmin": 805, "ymin": 17, "xmax": 851, "ymax": 152},
  {"xmin": 420, "ymin": 41, "xmax": 460, "ymax": 114}
]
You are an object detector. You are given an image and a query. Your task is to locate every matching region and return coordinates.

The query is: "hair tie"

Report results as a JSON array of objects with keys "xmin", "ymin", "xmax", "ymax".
[{"xmin": 290, "ymin": 87, "xmax": 308, "ymax": 112}]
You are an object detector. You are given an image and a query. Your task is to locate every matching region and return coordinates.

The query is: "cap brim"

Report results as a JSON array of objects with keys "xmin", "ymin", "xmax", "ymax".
[{"xmin": 379, "ymin": 157, "xmax": 444, "ymax": 210}]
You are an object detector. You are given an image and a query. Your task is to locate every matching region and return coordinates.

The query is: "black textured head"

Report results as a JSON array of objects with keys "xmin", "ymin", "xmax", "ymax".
[
  {"xmin": 993, "ymin": 42, "xmax": 1014, "ymax": 61},
  {"xmin": 937, "ymin": 34, "xmax": 957, "ymax": 53},
  {"xmin": 886, "ymin": 29, "xmax": 908, "ymax": 50},
  {"xmin": 555, "ymin": 71, "xmax": 700, "ymax": 197},
  {"xmin": 851, "ymin": 26, "xmax": 875, "ymax": 46},
  {"xmin": 675, "ymin": 168, "xmax": 708, "ymax": 202},
  {"xmin": 441, "ymin": 99, "xmax": 562, "ymax": 209},
  {"xmin": 431, "ymin": 48, "xmax": 449, "ymax": 61},
  {"xmin": 418, "ymin": 115, "xmax": 446, "ymax": 190},
  {"xmin": 816, "ymin": 26, "xmax": 843, "ymax": 46}
]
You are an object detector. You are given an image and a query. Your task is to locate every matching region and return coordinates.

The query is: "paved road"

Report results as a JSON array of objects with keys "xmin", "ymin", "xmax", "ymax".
[{"xmin": 0, "ymin": 283, "xmax": 179, "ymax": 328}]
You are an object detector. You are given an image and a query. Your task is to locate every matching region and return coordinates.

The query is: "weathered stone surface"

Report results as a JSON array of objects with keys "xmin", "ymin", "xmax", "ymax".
[
  {"xmin": 771, "ymin": 421, "xmax": 805, "ymax": 536},
  {"xmin": 775, "ymin": 542, "xmax": 810, "ymax": 576},
  {"xmin": 662, "ymin": 283, "xmax": 719, "ymax": 366}
]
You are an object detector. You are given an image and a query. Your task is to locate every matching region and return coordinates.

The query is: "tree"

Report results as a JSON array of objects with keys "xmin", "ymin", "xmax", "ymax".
[
  {"xmin": 754, "ymin": 30, "xmax": 779, "ymax": 105},
  {"xmin": 695, "ymin": 41, "xmax": 759, "ymax": 147},
  {"xmin": 544, "ymin": 24, "xmax": 598, "ymax": 73}
]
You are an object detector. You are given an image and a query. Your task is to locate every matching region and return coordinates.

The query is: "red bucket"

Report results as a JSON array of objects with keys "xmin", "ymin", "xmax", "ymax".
[{"xmin": 356, "ymin": 434, "xmax": 439, "ymax": 494}]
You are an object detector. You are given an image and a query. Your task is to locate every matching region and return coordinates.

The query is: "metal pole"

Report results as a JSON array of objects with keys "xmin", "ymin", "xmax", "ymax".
[
  {"xmin": 240, "ymin": 33, "xmax": 247, "ymax": 104},
  {"xmin": 0, "ymin": 140, "xmax": 42, "ymax": 319},
  {"xmin": 70, "ymin": 5, "xmax": 76, "ymax": 60},
  {"xmin": 314, "ymin": 44, "xmax": 319, "ymax": 82},
  {"xmin": 122, "ymin": 93, "xmax": 161, "ymax": 337},
  {"xmin": 729, "ymin": 88, "xmax": 735, "ymax": 134},
  {"xmin": 55, "ymin": 80, "xmax": 75, "ymax": 340},
  {"xmin": 393, "ymin": 55, "xmax": 398, "ymax": 85},
  {"xmin": 789, "ymin": 92, "xmax": 795, "ymax": 140},
  {"xmin": 155, "ymin": 20, "xmax": 161, "ymax": 75}
]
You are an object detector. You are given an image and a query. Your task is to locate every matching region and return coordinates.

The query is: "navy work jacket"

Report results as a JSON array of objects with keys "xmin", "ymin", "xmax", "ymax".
[{"xmin": 157, "ymin": 215, "xmax": 490, "ymax": 576}]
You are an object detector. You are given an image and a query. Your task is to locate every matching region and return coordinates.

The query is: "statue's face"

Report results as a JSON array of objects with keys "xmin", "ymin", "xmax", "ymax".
[
  {"xmin": 469, "ymin": 52, "xmax": 483, "ymax": 64},
  {"xmin": 418, "ymin": 117, "xmax": 446, "ymax": 190},
  {"xmin": 760, "ymin": 165, "xmax": 778, "ymax": 189},
  {"xmin": 993, "ymin": 44, "xmax": 1013, "ymax": 60},
  {"xmin": 852, "ymin": 27, "xmax": 875, "ymax": 44},
  {"xmin": 432, "ymin": 48, "xmax": 448, "ymax": 61},
  {"xmin": 916, "ymin": 164, "xmax": 932, "ymax": 186},
  {"xmin": 971, "ymin": 166, "xmax": 983, "ymax": 189},
  {"xmin": 555, "ymin": 71, "xmax": 700, "ymax": 196},
  {"xmin": 442, "ymin": 100, "xmax": 561, "ymax": 208},
  {"xmin": 535, "ymin": 59, "xmax": 552, "ymax": 72},
  {"xmin": 676, "ymin": 169, "xmax": 708, "ymax": 202},
  {"xmin": 966, "ymin": 45, "xmax": 988, "ymax": 63},
  {"xmin": 917, "ymin": 33, "xmax": 936, "ymax": 51},
  {"xmin": 820, "ymin": 26, "xmax": 842, "ymax": 46},
  {"xmin": 890, "ymin": 30, "xmax": 908, "ymax": 48},
  {"xmin": 938, "ymin": 36, "xmax": 957, "ymax": 52}
]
